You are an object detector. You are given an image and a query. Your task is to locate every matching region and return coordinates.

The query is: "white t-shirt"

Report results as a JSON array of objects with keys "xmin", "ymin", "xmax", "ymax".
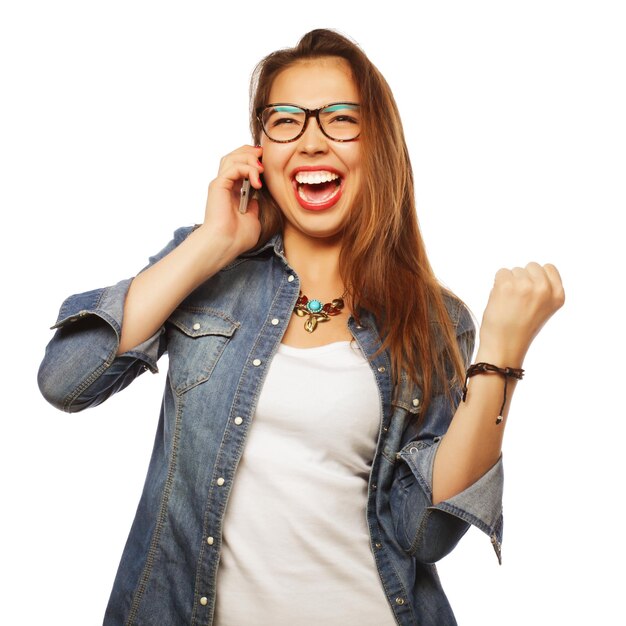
[{"xmin": 214, "ymin": 341, "xmax": 396, "ymax": 625}]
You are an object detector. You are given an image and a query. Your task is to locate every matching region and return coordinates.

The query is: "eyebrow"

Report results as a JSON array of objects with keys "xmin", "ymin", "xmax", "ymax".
[
  {"xmin": 323, "ymin": 104, "xmax": 359, "ymax": 112},
  {"xmin": 268, "ymin": 103, "xmax": 360, "ymax": 114},
  {"xmin": 270, "ymin": 105, "xmax": 303, "ymax": 113}
]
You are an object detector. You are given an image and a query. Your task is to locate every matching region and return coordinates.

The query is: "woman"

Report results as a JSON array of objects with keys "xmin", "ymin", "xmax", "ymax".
[{"xmin": 38, "ymin": 29, "xmax": 564, "ymax": 626}]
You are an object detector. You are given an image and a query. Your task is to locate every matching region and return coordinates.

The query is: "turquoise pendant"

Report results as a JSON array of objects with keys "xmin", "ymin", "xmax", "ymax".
[{"xmin": 306, "ymin": 299, "xmax": 323, "ymax": 313}]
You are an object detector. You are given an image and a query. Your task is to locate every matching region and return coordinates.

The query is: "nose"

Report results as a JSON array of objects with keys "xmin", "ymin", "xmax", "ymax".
[{"xmin": 297, "ymin": 115, "xmax": 329, "ymax": 155}]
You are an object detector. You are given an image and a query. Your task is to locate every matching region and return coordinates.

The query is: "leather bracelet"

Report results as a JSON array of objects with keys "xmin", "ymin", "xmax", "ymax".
[{"xmin": 462, "ymin": 362, "xmax": 525, "ymax": 425}]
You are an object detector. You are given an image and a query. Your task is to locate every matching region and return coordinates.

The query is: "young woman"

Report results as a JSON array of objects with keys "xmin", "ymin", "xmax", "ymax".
[{"xmin": 38, "ymin": 29, "xmax": 564, "ymax": 626}]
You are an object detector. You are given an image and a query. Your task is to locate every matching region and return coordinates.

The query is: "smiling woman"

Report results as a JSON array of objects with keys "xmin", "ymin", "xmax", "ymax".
[
  {"xmin": 38, "ymin": 28, "xmax": 564, "ymax": 626},
  {"xmin": 258, "ymin": 57, "xmax": 362, "ymax": 242}
]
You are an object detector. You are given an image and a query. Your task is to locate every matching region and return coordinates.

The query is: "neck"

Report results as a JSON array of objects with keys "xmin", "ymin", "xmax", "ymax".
[{"xmin": 282, "ymin": 229, "xmax": 344, "ymax": 299}]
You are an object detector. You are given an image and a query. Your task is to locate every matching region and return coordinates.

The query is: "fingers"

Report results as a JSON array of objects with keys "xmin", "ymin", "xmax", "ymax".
[
  {"xmin": 217, "ymin": 145, "xmax": 264, "ymax": 189},
  {"xmin": 516, "ymin": 263, "xmax": 547, "ymax": 296},
  {"xmin": 495, "ymin": 262, "xmax": 565, "ymax": 309},
  {"xmin": 543, "ymin": 263, "xmax": 566, "ymax": 306},
  {"xmin": 523, "ymin": 262, "xmax": 565, "ymax": 309}
]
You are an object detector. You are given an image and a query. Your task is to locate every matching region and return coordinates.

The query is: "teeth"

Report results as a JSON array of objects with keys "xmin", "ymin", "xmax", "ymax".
[{"xmin": 294, "ymin": 171, "xmax": 340, "ymax": 185}]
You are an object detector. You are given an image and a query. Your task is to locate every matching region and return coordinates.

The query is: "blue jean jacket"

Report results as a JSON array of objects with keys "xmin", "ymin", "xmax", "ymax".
[{"xmin": 38, "ymin": 227, "xmax": 503, "ymax": 626}]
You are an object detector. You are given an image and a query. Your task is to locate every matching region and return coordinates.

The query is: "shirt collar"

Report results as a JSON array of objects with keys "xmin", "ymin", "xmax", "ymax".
[{"xmin": 241, "ymin": 233, "xmax": 286, "ymax": 260}]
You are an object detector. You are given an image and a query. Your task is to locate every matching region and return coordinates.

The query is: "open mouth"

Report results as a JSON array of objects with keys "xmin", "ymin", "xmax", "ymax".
[{"xmin": 292, "ymin": 170, "xmax": 343, "ymax": 210}]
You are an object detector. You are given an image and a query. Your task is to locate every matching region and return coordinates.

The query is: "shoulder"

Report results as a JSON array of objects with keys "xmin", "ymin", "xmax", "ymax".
[
  {"xmin": 145, "ymin": 225, "xmax": 198, "ymax": 268},
  {"xmin": 441, "ymin": 290, "xmax": 476, "ymax": 337}
]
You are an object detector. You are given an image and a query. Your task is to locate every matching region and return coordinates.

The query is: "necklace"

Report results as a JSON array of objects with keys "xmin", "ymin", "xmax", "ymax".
[{"xmin": 293, "ymin": 291, "xmax": 345, "ymax": 333}]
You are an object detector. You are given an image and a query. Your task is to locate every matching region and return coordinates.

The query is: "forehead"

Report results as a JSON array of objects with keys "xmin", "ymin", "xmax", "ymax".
[{"xmin": 268, "ymin": 57, "xmax": 358, "ymax": 107}]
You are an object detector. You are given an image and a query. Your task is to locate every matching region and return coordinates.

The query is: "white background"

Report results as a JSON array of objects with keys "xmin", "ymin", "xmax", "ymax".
[{"xmin": 1, "ymin": 1, "xmax": 624, "ymax": 624}]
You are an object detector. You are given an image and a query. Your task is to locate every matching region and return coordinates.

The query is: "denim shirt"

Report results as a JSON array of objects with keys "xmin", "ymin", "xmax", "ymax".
[{"xmin": 38, "ymin": 226, "xmax": 504, "ymax": 626}]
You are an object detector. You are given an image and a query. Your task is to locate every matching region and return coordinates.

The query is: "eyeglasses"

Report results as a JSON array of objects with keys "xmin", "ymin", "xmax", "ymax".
[{"xmin": 257, "ymin": 102, "xmax": 361, "ymax": 143}]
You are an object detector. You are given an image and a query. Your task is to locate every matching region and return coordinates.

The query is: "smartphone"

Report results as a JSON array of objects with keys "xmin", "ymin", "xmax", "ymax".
[{"xmin": 238, "ymin": 179, "xmax": 251, "ymax": 214}]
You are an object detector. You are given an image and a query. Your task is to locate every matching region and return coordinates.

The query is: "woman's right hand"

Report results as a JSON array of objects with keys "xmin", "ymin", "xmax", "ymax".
[
  {"xmin": 117, "ymin": 145, "xmax": 265, "ymax": 355},
  {"xmin": 196, "ymin": 144, "xmax": 264, "ymax": 264}
]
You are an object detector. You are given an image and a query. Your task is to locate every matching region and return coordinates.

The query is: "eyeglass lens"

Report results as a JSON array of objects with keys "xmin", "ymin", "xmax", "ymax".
[{"xmin": 261, "ymin": 104, "xmax": 360, "ymax": 142}]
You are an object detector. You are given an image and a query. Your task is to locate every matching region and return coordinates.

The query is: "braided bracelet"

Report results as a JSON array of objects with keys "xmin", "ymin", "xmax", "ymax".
[{"xmin": 462, "ymin": 362, "xmax": 525, "ymax": 425}]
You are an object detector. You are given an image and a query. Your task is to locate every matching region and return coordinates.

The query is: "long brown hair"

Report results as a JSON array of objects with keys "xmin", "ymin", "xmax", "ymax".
[{"xmin": 249, "ymin": 29, "xmax": 467, "ymax": 410}]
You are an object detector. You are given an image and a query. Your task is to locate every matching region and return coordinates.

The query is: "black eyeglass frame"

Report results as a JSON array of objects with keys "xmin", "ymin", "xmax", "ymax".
[{"xmin": 256, "ymin": 102, "xmax": 361, "ymax": 143}]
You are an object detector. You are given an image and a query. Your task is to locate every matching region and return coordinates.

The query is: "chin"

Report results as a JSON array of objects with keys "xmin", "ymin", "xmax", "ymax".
[{"xmin": 288, "ymin": 214, "xmax": 348, "ymax": 241}]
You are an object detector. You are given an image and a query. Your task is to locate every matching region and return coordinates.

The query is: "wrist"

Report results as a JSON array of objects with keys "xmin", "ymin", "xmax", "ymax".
[
  {"xmin": 185, "ymin": 226, "xmax": 239, "ymax": 281},
  {"xmin": 462, "ymin": 361, "xmax": 524, "ymax": 426},
  {"xmin": 474, "ymin": 343, "xmax": 526, "ymax": 370}
]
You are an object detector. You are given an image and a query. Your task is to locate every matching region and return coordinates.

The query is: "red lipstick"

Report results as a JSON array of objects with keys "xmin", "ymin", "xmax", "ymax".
[{"xmin": 291, "ymin": 166, "xmax": 344, "ymax": 211}]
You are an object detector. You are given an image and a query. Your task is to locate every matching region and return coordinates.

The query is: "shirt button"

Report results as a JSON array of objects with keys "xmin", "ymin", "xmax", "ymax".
[
  {"xmin": 216, "ymin": 477, "xmax": 225, "ymax": 486},
  {"xmin": 234, "ymin": 416, "xmax": 243, "ymax": 425},
  {"xmin": 271, "ymin": 318, "xmax": 279, "ymax": 325},
  {"xmin": 207, "ymin": 536, "xmax": 214, "ymax": 545},
  {"xmin": 200, "ymin": 597, "xmax": 208, "ymax": 606},
  {"xmin": 252, "ymin": 359, "xmax": 262, "ymax": 366},
  {"xmin": 287, "ymin": 275, "xmax": 295, "ymax": 282},
  {"xmin": 377, "ymin": 366, "xmax": 386, "ymax": 373},
  {"xmin": 412, "ymin": 398, "xmax": 420, "ymax": 407},
  {"xmin": 193, "ymin": 323, "xmax": 201, "ymax": 330},
  {"xmin": 395, "ymin": 597, "xmax": 405, "ymax": 605}
]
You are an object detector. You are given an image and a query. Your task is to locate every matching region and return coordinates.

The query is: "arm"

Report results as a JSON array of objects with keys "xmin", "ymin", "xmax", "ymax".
[
  {"xmin": 393, "ymin": 267, "xmax": 563, "ymax": 564},
  {"xmin": 39, "ymin": 146, "xmax": 264, "ymax": 411},
  {"xmin": 391, "ymin": 308, "xmax": 501, "ymax": 564},
  {"xmin": 117, "ymin": 145, "xmax": 264, "ymax": 354},
  {"xmin": 432, "ymin": 263, "xmax": 565, "ymax": 504}
]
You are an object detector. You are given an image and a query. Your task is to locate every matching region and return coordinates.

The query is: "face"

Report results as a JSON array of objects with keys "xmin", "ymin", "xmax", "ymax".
[{"xmin": 260, "ymin": 57, "xmax": 362, "ymax": 244}]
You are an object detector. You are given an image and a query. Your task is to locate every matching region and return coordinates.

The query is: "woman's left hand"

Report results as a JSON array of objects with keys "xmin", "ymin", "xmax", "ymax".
[{"xmin": 477, "ymin": 262, "xmax": 565, "ymax": 366}]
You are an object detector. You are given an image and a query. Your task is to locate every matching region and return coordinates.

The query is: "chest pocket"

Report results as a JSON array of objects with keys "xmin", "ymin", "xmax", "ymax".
[{"xmin": 165, "ymin": 308, "xmax": 239, "ymax": 394}]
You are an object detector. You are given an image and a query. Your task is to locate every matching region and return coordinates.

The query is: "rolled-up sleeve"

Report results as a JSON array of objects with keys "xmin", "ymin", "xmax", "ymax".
[
  {"xmin": 397, "ymin": 437, "xmax": 504, "ymax": 564},
  {"xmin": 37, "ymin": 226, "xmax": 194, "ymax": 413},
  {"xmin": 390, "ymin": 296, "xmax": 504, "ymax": 565}
]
